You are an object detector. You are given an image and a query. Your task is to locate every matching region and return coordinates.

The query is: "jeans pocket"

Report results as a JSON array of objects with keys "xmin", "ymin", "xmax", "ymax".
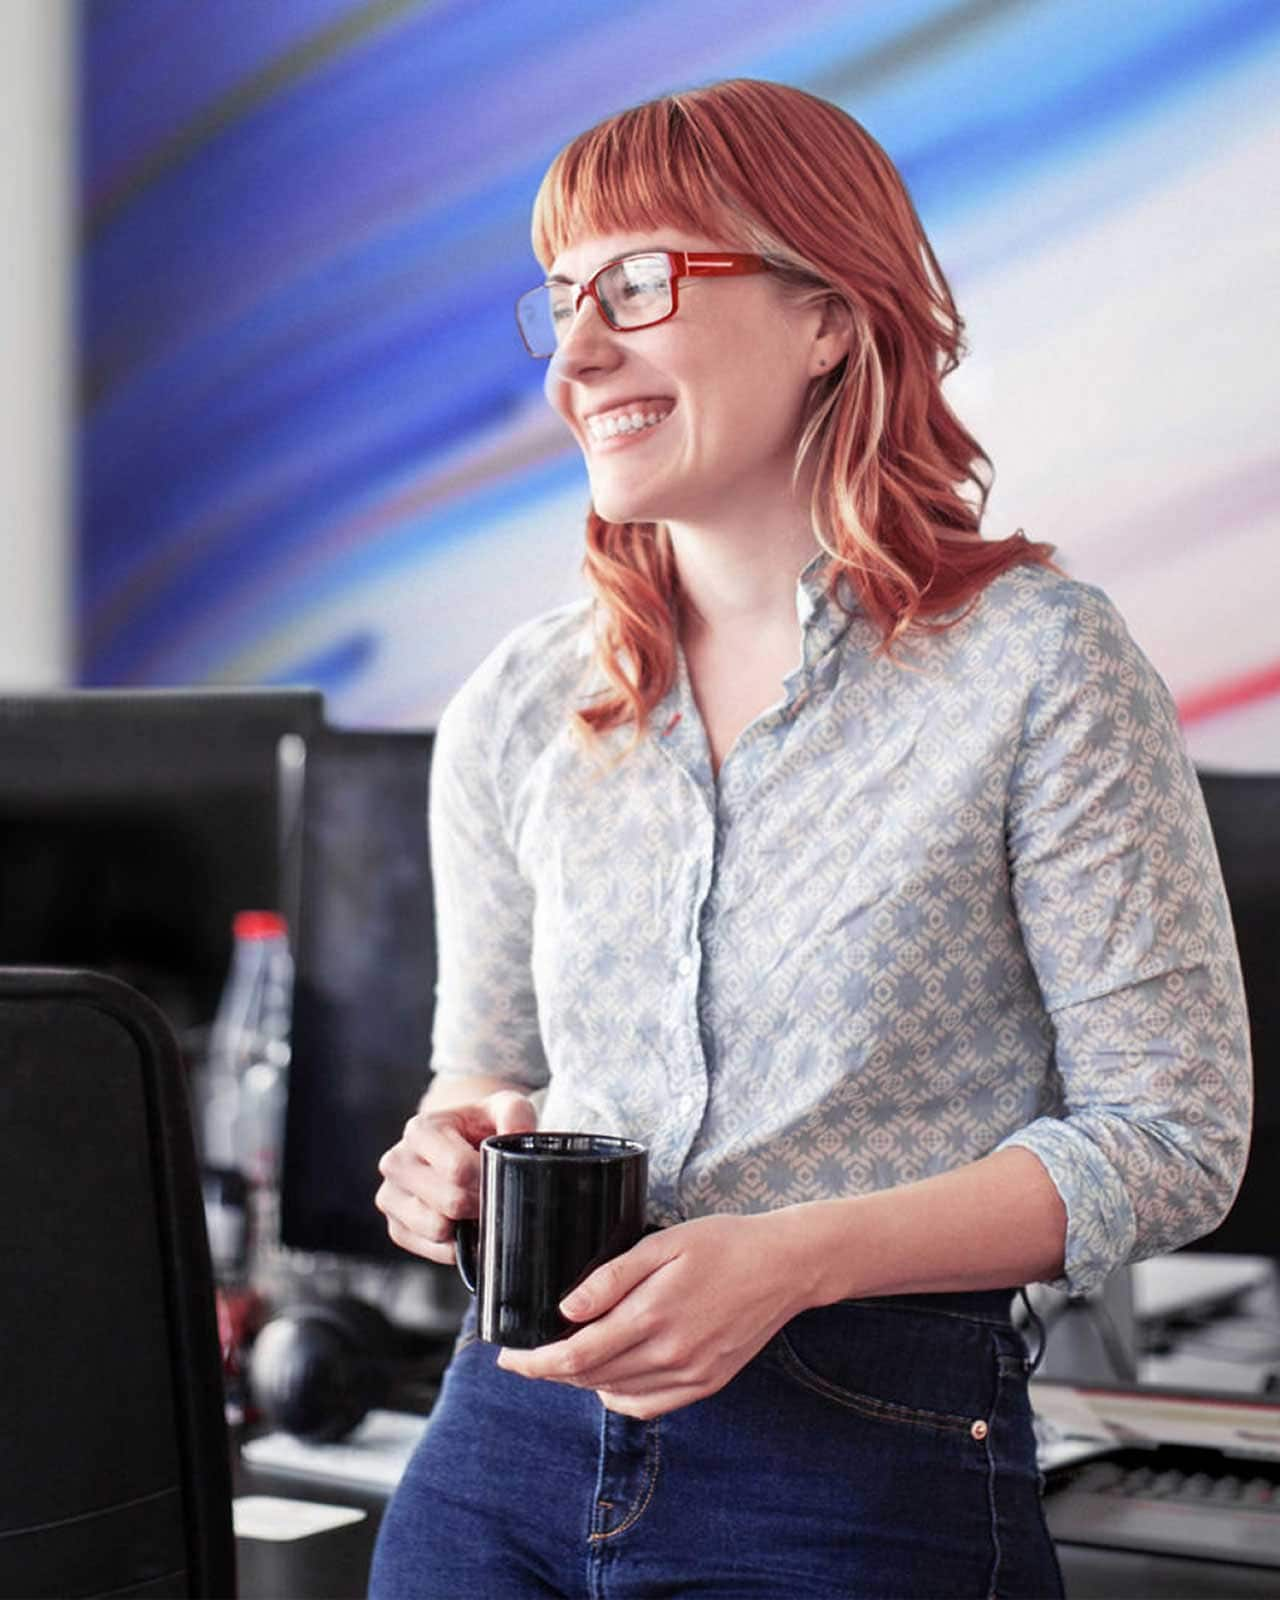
[{"xmin": 773, "ymin": 1314, "xmax": 983, "ymax": 1438}]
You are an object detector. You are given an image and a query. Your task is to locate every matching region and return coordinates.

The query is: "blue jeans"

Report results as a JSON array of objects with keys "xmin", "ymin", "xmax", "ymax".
[{"xmin": 370, "ymin": 1291, "xmax": 1064, "ymax": 1599}]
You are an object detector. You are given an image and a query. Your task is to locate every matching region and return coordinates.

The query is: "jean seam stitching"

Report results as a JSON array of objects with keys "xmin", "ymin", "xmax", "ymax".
[
  {"xmin": 775, "ymin": 1331, "xmax": 978, "ymax": 1434},
  {"xmin": 588, "ymin": 1420, "xmax": 662, "ymax": 1542},
  {"xmin": 849, "ymin": 1298, "xmax": 1011, "ymax": 1329},
  {"xmin": 984, "ymin": 1359, "xmax": 1003, "ymax": 1599}
]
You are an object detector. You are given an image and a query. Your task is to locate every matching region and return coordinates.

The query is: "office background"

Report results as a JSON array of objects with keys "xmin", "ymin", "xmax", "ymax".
[
  {"xmin": 3, "ymin": 0, "xmax": 1279, "ymax": 763},
  {"xmin": 3, "ymin": 12, "xmax": 1280, "ymax": 1590}
]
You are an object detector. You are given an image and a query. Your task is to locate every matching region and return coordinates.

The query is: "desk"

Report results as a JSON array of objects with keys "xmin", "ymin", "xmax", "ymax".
[
  {"xmin": 234, "ymin": 1452, "xmax": 386, "ymax": 1599},
  {"xmin": 1056, "ymin": 1545, "xmax": 1279, "ymax": 1597},
  {"xmin": 233, "ymin": 1449, "xmax": 1280, "ymax": 1599}
]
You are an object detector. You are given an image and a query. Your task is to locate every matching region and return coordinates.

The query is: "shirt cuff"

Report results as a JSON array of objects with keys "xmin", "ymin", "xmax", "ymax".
[{"xmin": 995, "ymin": 1120, "xmax": 1137, "ymax": 1297}]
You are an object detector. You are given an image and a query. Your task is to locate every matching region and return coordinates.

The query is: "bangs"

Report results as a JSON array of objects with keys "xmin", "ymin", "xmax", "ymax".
[{"xmin": 531, "ymin": 95, "xmax": 746, "ymax": 269}]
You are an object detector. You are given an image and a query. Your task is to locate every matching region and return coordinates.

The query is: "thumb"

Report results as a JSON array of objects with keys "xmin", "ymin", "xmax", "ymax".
[{"xmin": 487, "ymin": 1090, "xmax": 538, "ymax": 1137}]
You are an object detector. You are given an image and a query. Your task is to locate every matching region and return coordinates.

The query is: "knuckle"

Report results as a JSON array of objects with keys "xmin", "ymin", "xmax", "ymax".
[
  {"xmin": 557, "ymin": 1347, "xmax": 587, "ymax": 1380},
  {"xmin": 594, "ymin": 1260, "xmax": 622, "ymax": 1298},
  {"xmin": 438, "ymin": 1181, "xmax": 472, "ymax": 1219},
  {"xmin": 407, "ymin": 1112, "xmax": 444, "ymax": 1150},
  {"xmin": 439, "ymin": 1153, "xmax": 475, "ymax": 1190},
  {"xmin": 633, "ymin": 1309, "xmax": 662, "ymax": 1341},
  {"xmin": 654, "ymin": 1336, "xmax": 687, "ymax": 1367},
  {"xmin": 386, "ymin": 1215, "xmax": 451, "ymax": 1265},
  {"xmin": 423, "ymin": 1211, "xmax": 454, "ymax": 1243},
  {"xmin": 435, "ymin": 1152, "xmax": 464, "ymax": 1190}
]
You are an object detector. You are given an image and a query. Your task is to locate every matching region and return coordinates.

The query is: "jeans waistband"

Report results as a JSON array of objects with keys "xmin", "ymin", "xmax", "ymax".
[{"xmin": 854, "ymin": 1288, "xmax": 1016, "ymax": 1325}]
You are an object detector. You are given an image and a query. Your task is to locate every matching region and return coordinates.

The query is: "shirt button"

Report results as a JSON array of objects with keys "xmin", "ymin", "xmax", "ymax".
[{"xmin": 677, "ymin": 955, "xmax": 694, "ymax": 977}]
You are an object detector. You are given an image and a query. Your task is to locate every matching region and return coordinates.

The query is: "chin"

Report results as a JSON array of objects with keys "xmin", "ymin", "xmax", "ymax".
[{"xmin": 589, "ymin": 483, "xmax": 662, "ymax": 527}]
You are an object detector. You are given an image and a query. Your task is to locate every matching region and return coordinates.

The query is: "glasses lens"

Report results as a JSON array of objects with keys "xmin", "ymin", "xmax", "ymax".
[
  {"xmin": 516, "ymin": 287, "xmax": 562, "ymax": 357},
  {"xmin": 597, "ymin": 254, "xmax": 672, "ymax": 330}
]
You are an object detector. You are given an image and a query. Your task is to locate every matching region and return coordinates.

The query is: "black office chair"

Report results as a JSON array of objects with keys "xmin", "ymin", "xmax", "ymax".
[{"xmin": 0, "ymin": 968, "xmax": 235, "ymax": 1599}]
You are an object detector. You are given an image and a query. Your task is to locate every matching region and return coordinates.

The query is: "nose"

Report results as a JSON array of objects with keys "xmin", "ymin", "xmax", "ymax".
[{"xmin": 546, "ymin": 295, "xmax": 621, "ymax": 384}]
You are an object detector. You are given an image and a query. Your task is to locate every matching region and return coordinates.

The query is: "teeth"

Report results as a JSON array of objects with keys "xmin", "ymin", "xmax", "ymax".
[{"xmin": 587, "ymin": 406, "xmax": 672, "ymax": 443}]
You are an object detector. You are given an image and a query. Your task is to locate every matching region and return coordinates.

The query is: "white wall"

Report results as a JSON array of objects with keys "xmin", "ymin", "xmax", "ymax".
[{"xmin": 0, "ymin": 0, "xmax": 73, "ymax": 687}]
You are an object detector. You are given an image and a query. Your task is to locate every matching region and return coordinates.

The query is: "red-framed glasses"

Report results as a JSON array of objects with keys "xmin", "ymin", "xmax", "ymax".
[{"xmin": 515, "ymin": 250, "xmax": 771, "ymax": 358}]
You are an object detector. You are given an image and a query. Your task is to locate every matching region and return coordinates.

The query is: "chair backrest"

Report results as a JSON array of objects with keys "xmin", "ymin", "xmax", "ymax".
[{"xmin": 0, "ymin": 968, "xmax": 235, "ymax": 1600}]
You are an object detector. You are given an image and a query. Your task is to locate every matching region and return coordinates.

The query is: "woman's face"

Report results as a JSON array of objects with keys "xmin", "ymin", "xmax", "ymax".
[{"xmin": 543, "ymin": 228, "xmax": 829, "ymax": 531}]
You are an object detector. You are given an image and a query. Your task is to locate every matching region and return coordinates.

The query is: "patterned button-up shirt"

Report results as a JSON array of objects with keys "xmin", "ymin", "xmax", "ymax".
[{"xmin": 428, "ymin": 558, "xmax": 1251, "ymax": 1295}]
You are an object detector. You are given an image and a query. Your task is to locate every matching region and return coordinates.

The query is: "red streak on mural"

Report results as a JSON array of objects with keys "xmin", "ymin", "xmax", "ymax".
[{"xmin": 1178, "ymin": 659, "xmax": 1280, "ymax": 725}]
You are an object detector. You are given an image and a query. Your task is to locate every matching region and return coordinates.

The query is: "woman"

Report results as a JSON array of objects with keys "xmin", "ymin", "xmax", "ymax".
[{"xmin": 371, "ymin": 79, "xmax": 1251, "ymax": 1598}]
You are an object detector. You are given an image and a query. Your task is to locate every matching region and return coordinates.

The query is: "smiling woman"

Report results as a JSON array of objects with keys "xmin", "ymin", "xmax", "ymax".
[
  {"xmin": 369, "ymin": 78, "xmax": 1250, "ymax": 1600},
  {"xmin": 527, "ymin": 78, "xmax": 1057, "ymax": 745}
]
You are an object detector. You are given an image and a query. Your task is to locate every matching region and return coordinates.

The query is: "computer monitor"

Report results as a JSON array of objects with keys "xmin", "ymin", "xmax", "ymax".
[
  {"xmin": 1182, "ymin": 769, "xmax": 1280, "ymax": 1258},
  {"xmin": 0, "ymin": 689, "xmax": 323, "ymax": 1039},
  {"xmin": 279, "ymin": 728, "xmax": 437, "ymax": 1261}
]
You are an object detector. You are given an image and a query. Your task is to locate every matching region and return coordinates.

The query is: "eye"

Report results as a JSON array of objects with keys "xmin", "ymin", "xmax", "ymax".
[
  {"xmin": 618, "ymin": 262, "xmax": 667, "ymax": 294},
  {"xmin": 548, "ymin": 289, "xmax": 576, "ymax": 324}
]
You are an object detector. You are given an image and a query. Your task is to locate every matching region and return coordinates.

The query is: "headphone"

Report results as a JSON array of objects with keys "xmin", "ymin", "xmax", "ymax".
[{"xmin": 247, "ymin": 1296, "xmax": 449, "ymax": 1442}]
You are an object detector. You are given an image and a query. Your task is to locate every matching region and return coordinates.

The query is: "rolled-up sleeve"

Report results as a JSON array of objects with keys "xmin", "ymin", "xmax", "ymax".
[
  {"xmin": 995, "ymin": 584, "xmax": 1251, "ymax": 1296},
  {"xmin": 427, "ymin": 665, "xmax": 550, "ymax": 1093}
]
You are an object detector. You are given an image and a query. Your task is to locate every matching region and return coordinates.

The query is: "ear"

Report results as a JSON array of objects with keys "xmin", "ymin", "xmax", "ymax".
[{"xmin": 807, "ymin": 293, "xmax": 853, "ymax": 380}]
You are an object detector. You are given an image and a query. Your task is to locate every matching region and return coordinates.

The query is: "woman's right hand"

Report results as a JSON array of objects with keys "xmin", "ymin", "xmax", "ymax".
[{"xmin": 375, "ymin": 1089, "xmax": 538, "ymax": 1264}]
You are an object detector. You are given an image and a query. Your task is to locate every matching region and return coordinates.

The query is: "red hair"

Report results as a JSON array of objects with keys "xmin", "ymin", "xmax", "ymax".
[{"xmin": 531, "ymin": 79, "xmax": 1055, "ymax": 743}]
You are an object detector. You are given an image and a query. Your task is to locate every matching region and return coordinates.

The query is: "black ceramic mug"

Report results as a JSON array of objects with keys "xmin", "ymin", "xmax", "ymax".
[{"xmin": 454, "ymin": 1132, "xmax": 648, "ymax": 1348}]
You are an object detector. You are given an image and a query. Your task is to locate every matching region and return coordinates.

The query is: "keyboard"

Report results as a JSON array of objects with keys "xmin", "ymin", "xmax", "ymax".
[{"xmin": 1045, "ymin": 1445, "xmax": 1280, "ymax": 1568}]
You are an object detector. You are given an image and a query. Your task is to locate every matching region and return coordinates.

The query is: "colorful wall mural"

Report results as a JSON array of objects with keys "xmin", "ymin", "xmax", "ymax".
[{"xmin": 80, "ymin": 0, "xmax": 1280, "ymax": 766}]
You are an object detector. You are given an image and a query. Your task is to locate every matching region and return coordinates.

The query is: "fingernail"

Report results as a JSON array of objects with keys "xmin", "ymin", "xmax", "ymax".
[{"xmin": 560, "ymin": 1292, "xmax": 588, "ymax": 1319}]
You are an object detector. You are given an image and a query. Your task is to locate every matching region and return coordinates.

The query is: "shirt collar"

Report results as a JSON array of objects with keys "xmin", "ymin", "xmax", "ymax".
[
  {"xmin": 794, "ymin": 552, "xmax": 824, "ymax": 627},
  {"xmin": 794, "ymin": 551, "xmax": 857, "ymax": 670}
]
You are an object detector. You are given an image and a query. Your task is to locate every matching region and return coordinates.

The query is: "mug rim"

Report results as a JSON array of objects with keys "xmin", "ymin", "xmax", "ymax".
[{"xmin": 483, "ymin": 1130, "xmax": 647, "ymax": 1161}]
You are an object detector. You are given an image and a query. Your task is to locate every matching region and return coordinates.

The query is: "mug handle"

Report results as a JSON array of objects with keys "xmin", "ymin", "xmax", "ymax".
[{"xmin": 454, "ymin": 1218, "xmax": 478, "ymax": 1295}]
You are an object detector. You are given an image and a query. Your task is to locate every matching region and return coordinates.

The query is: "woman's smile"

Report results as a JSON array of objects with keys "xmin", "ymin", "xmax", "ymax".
[{"xmin": 583, "ymin": 398, "xmax": 676, "ymax": 449}]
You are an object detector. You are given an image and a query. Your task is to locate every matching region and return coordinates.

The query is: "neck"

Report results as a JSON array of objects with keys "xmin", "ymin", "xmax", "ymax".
[{"xmin": 668, "ymin": 502, "xmax": 820, "ymax": 643}]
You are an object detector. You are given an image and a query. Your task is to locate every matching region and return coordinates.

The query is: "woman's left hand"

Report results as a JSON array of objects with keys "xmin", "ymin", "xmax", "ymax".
[{"xmin": 496, "ymin": 1211, "xmax": 816, "ymax": 1418}]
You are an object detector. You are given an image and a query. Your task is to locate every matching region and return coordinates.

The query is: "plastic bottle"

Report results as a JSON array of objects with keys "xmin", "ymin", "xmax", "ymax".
[
  {"xmin": 197, "ymin": 910, "xmax": 293, "ymax": 1285},
  {"xmin": 230, "ymin": 915, "xmax": 294, "ymax": 1195}
]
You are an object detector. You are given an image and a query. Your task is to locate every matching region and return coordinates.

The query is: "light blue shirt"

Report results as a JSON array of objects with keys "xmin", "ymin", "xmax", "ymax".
[{"xmin": 428, "ymin": 558, "xmax": 1251, "ymax": 1294}]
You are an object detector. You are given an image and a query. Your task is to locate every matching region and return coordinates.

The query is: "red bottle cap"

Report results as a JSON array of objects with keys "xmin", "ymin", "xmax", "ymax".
[{"xmin": 232, "ymin": 910, "xmax": 288, "ymax": 940}]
